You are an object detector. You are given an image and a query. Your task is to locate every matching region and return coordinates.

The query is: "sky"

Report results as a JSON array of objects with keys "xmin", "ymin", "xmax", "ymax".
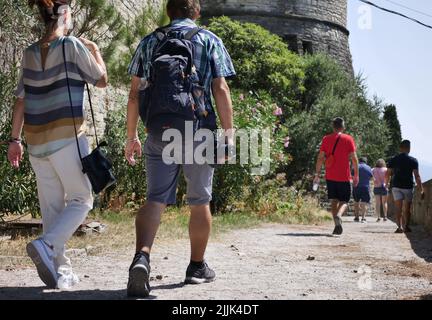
[{"xmin": 347, "ymin": 0, "xmax": 432, "ymax": 180}]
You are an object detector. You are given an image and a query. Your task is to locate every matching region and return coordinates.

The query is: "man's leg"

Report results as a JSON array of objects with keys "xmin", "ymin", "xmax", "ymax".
[
  {"xmin": 336, "ymin": 202, "xmax": 349, "ymax": 218},
  {"xmin": 135, "ymin": 201, "xmax": 166, "ymax": 254},
  {"xmin": 127, "ymin": 135, "xmax": 179, "ymax": 297},
  {"xmin": 189, "ymin": 204, "xmax": 212, "ymax": 262},
  {"xmin": 331, "ymin": 199, "xmax": 339, "ymax": 220},
  {"xmin": 360, "ymin": 202, "xmax": 367, "ymax": 220},
  {"xmin": 354, "ymin": 201, "xmax": 360, "ymax": 220},
  {"xmin": 403, "ymin": 201, "xmax": 413, "ymax": 232},
  {"xmin": 394, "ymin": 199, "xmax": 403, "ymax": 229},
  {"xmin": 183, "ymin": 159, "xmax": 215, "ymax": 284},
  {"xmin": 392, "ymin": 188, "xmax": 404, "ymax": 232}
]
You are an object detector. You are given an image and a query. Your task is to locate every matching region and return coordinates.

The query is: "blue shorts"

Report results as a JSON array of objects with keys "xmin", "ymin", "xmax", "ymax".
[
  {"xmin": 373, "ymin": 187, "xmax": 388, "ymax": 196},
  {"xmin": 353, "ymin": 186, "xmax": 371, "ymax": 203},
  {"xmin": 144, "ymin": 134, "xmax": 214, "ymax": 205}
]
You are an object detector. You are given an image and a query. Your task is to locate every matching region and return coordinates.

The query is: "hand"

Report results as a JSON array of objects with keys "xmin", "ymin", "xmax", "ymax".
[
  {"xmin": 353, "ymin": 175, "xmax": 359, "ymax": 188},
  {"xmin": 313, "ymin": 175, "xmax": 320, "ymax": 186},
  {"xmin": 125, "ymin": 139, "xmax": 142, "ymax": 166},
  {"xmin": 420, "ymin": 191, "xmax": 425, "ymax": 201},
  {"xmin": 8, "ymin": 142, "xmax": 24, "ymax": 169},
  {"xmin": 78, "ymin": 37, "xmax": 98, "ymax": 53}
]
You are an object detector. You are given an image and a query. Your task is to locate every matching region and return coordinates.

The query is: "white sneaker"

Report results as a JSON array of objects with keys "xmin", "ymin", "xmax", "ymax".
[
  {"xmin": 57, "ymin": 267, "xmax": 79, "ymax": 290},
  {"xmin": 26, "ymin": 239, "xmax": 58, "ymax": 289}
]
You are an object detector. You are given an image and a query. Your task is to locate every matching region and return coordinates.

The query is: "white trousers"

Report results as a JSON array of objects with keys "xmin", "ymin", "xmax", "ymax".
[{"xmin": 29, "ymin": 136, "xmax": 93, "ymax": 273}]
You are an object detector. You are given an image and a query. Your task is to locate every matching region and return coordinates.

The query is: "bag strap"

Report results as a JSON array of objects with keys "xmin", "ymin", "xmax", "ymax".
[
  {"xmin": 184, "ymin": 27, "xmax": 201, "ymax": 41},
  {"xmin": 86, "ymin": 83, "xmax": 99, "ymax": 146},
  {"xmin": 331, "ymin": 133, "xmax": 342, "ymax": 155},
  {"xmin": 62, "ymin": 37, "xmax": 101, "ymax": 158},
  {"xmin": 62, "ymin": 37, "xmax": 82, "ymax": 160}
]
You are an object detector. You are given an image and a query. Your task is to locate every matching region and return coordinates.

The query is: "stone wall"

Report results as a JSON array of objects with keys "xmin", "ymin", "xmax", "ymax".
[
  {"xmin": 413, "ymin": 180, "xmax": 432, "ymax": 232},
  {"xmin": 387, "ymin": 180, "xmax": 432, "ymax": 233},
  {"xmin": 200, "ymin": 0, "xmax": 353, "ymax": 73}
]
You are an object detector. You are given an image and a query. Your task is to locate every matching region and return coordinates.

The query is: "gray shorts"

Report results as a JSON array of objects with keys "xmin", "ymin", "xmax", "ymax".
[
  {"xmin": 144, "ymin": 134, "xmax": 214, "ymax": 206},
  {"xmin": 392, "ymin": 187, "xmax": 414, "ymax": 202}
]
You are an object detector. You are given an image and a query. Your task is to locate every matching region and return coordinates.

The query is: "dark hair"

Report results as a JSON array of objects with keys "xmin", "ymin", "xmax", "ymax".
[
  {"xmin": 332, "ymin": 117, "xmax": 345, "ymax": 130},
  {"xmin": 359, "ymin": 157, "xmax": 367, "ymax": 164},
  {"xmin": 28, "ymin": 0, "xmax": 69, "ymax": 25},
  {"xmin": 167, "ymin": 0, "xmax": 200, "ymax": 19},
  {"xmin": 400, "ymin": 140, "xmax": 411, "ymax": 149}
]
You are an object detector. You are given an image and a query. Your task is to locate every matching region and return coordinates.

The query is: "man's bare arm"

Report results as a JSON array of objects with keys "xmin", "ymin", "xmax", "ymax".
[
  {"xmin": 385, "ymin": 168, "xmax": 392, "ymax": 186},
  {"xmin": 350, "ymin": 152, "xmax": 359, "ymax": 186},
  {"xmin": 212, "ymin": 77, "xmax": 233, "ymax": 131},
  {"xmin": 413, "ymin": 169, "xmax": 425, "ymax": 195},
  {"xmin": 315, "ymin": 151, "xmax": 325, "ymax": 176},
  {"xmin": 126, "ymin": 76, "xmax": 141, "ymax": 140},
  {"xmin": 124, "ymin": 76, "xmax": 143, "ymax": 166}
]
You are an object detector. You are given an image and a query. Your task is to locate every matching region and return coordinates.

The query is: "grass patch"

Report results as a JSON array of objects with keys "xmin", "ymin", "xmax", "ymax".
[{"xmin": 0, "ymin": 198, "xmax": 331, "ymax": 267}]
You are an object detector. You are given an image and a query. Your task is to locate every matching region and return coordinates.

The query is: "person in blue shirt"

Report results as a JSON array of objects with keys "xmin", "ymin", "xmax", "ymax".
[{"xmin": 353, "ymin": 157, "xmax": 373, "ymax": 222}]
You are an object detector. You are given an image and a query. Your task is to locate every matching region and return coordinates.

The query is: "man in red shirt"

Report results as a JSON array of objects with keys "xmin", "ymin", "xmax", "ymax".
[{"xmin": 314, "ymin": 118, "xmax": 359, "ymax": 235}]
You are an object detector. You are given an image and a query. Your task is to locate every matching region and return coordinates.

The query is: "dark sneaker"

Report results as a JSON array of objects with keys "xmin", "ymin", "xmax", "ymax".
[
  {"xmin": 353, "ymin": 217, "xmax": 360, "ymax": 222},
  {"xmin": 332, "ymin": 225, "xmax": 343, "ymax": 235},
  {"xmin": 185, "ymin": 262, "xmax": 216, "ymax": 284},
  {"xmin": 361, "ymin": 218, "xmax": 367, "ymax": 223},
  {"xmin": 127, "ymin": 252, "xmax": 151, "ymax": 297},
  {"xmin": 376, "ymin": 218, "xmax": 381, "ymax": 222},
  {"xmin": 395, "ymin": 228, "xmax": 404, "ymax": 234},
  {"xmin": 383, "ymin": 218, "xmax": 388, "ymax": 222},
  {"xmin": 404, "ymin": 226, "xmax": 412, "ymax": 233}
]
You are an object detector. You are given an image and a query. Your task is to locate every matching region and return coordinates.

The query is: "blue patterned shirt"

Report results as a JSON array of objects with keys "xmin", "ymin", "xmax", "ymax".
[{"xmin": 128, "ymin": 18, "xmax": 236, "ymax": 130}]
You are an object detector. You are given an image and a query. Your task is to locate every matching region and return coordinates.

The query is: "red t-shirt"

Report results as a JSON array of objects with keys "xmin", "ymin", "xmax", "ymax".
[{"xmin": 320, "ymin": 133, "xmax": 356, "ymax": 182}]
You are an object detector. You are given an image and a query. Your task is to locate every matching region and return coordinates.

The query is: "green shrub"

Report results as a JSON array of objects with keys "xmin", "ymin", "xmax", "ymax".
[
  {"xmin": 284, "ymin": 55, "xmax": 390, "ymax": 181},
  {"xmin": 206, "ymin": 16, "xmax": 305, "ymax": 109},
  {"xmin": 0, "ymin": 70, "xmax": 39, "ymax": 216},
  {"xmin": 100, "ymin": 97, "xmax": 148, "ymax": 208},
  {"xmin": 210, "ymin": 90, "xmax": 291, "ymax": 213}
]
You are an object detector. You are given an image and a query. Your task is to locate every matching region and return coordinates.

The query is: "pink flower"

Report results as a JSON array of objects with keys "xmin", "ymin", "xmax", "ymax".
[
  {"xmin": 239, "ymin": 94, "xmax": 245, "ymax": 101},
  {"xmin": 273, "ymin": 106, "xmax": 283, "ymax": 116},
  {"xmin": 284, "ymin": 136, "xmax": 290, "ymax": 148},
  {"xmin": 251, "ymin": 107, "xmax": 258, "ymax": 114}
]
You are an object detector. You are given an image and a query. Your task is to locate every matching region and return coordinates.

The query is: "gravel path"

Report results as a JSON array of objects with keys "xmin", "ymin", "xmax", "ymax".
[{"xmin": 1, "ymin": 218, "xmax": 431, "ymax": 300}]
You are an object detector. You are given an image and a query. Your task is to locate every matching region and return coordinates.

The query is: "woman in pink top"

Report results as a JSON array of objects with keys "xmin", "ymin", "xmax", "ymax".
[{"xmin": 372, "ymin": 159, "xmax": 388, "ymax": 221}]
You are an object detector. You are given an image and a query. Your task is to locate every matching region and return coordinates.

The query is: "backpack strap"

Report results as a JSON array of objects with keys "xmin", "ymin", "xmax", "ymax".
[
  {"xmin": 154, "ymin": 24, "xmax": 172, "ymax": 41},
  {"xmin": 184, "ymin": 27, "xmax": 202, "ymax": 41}
]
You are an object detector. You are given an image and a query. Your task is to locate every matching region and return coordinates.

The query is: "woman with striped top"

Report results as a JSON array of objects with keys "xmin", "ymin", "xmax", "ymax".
[{"xmin": 7, "ymin": 0, "xmax": 107, "ymax": 289}]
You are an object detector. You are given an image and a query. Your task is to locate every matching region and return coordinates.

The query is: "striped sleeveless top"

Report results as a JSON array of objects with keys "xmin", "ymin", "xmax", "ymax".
[{"xmin": 15, "ymin": 36, "xmax": 104, "ymax": 158}]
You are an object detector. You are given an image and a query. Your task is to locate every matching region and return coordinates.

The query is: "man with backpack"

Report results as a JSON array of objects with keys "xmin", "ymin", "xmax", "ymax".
[
  {"xmin": 314, "ymin": 118, "xmax": 359, "ymax": 235},
  {"xmin": 124, "ymin": 0, "xmax": 235, "ymax": 297}
]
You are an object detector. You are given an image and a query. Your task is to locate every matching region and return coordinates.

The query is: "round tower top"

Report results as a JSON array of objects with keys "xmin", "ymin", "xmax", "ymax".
[{"xmin": 200, "ymin": 0, "xmax": 348, "ymax": 30}]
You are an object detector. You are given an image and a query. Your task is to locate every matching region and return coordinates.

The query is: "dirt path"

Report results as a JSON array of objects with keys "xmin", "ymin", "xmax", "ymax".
[{"xmin": 0, "ymin": 218, "xmax": 431, "ymax": 300}]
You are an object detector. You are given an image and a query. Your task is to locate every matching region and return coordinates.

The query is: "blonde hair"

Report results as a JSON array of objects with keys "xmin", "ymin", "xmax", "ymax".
[{"xmin": 375, "ymin": 159, "xmax": 386, "ymax": 168}]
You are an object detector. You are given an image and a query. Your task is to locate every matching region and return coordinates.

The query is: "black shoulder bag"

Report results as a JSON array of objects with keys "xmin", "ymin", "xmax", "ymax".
[{"xmin": 62, "ymin": 38, "xmax": 116, "ymax": 194}]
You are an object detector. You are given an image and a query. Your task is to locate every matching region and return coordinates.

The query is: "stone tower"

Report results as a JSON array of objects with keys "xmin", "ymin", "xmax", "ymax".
[{"xmin": 200, "ymin": 0, "xmax": 353, "ymax": 73}]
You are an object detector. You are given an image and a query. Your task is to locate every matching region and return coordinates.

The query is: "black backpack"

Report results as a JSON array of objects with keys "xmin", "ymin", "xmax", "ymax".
[{"xmin": 139, "ymin": 26, "xmax": 206, "ymax": 133}]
